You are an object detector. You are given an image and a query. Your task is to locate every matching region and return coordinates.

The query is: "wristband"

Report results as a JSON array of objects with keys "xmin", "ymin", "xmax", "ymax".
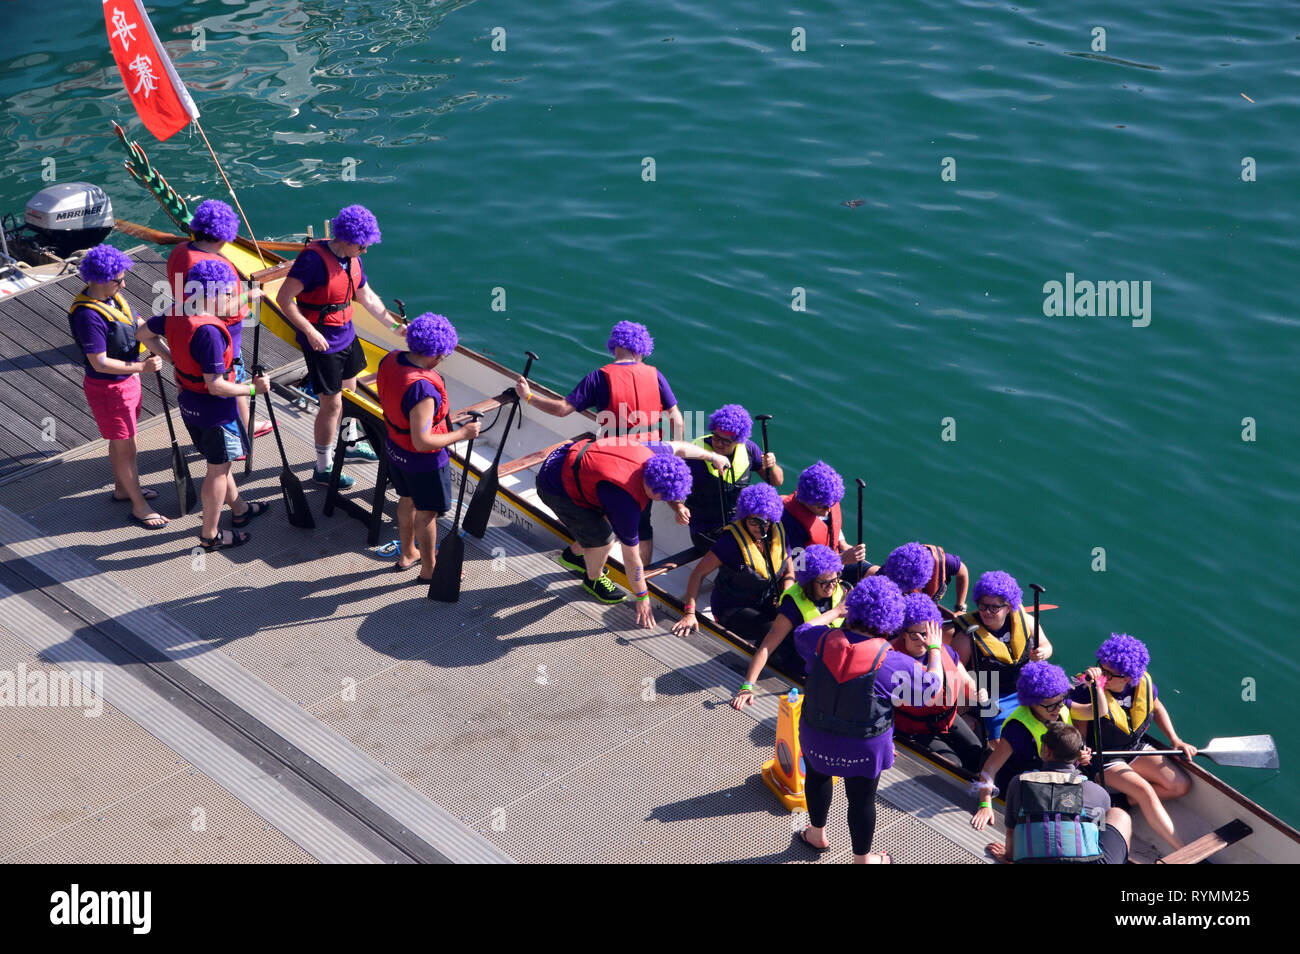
[
  {"xmin": 683, "ymin": 601, "xmax": 695, "ymax": 612},
  {"xmin": 525, "ymin": 392, "xmax": 532, "ymax": 404},
  {"xmin": 927, "ymin": 643, "xmax": 942, "ymax": 651},
  {"xmin": 391, "ymin": 321, "xmax": 402, "ymax": 332},
  {"xmin": 978, "ymin": 800, "xmax": 991, "ymax": 809},
  {"xmin": 249, "ymin": 383, "xmax": 256, "ymax": 398},
  {"xmin": 635, "ymin": 593, "xmax": 649, "ymax": 602},
  {"xmin": 739, "ymin": 683, "xmax": 754, "ymax": 692}
]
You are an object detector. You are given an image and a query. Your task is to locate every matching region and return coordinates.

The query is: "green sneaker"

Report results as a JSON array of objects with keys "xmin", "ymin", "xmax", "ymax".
[
  {"xmin": 344, "ymin": 440, "xmax": 379, "ymax": 462},
  {"xmin": 556, "ymin": 547, "xmax": 586, "ymax": 576},
  {"xmin": 313, "ymin": 468, "xmax": 355, "ymax": 489},
  {"xmin": 582, "ymin": 574, "xmax": 625, "ymax": 604}
]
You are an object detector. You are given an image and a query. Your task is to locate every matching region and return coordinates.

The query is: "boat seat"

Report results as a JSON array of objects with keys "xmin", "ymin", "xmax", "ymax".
[
  {"xmin": 1156, "ymin": 819, "xmax": 1252, "ymax": 864},
  {"xmin": 498, "ymin": 434, "xmax": 592, "ymax": 478},
  {"xmin": 250, "ymin": 261, "xmax": 293, "ymax": 285}
]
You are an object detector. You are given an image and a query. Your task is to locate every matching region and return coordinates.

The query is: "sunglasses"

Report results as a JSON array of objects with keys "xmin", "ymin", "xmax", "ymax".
[
  {"xmin": 1037, "ymin": 697, "xmax": 1066, "ymax": 711},
  {"xmin": 977, "ymin": 601, "xmax": 1009, "ymax": 613}
]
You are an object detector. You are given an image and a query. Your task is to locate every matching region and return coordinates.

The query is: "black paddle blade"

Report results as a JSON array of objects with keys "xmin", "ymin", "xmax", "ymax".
[
  {"xmin": 461, "ymin": 465, "xmax": 497, "ymax": 539},
  {"xmin": 172, "ymin": 443, "xmax": 198, "ymax": 516},
  {"xmin": 279, "ymin": 467, "xmax": 316, "ymax": 529},
  {"xmin": 427, "ymin": 532, "xmax": 464, "ymax": 602}
]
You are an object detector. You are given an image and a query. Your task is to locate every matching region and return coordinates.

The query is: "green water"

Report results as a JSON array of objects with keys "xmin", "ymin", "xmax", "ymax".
[{"xmin": 5, "ymin": 1, "xmax": 1298, "ymax": 828}]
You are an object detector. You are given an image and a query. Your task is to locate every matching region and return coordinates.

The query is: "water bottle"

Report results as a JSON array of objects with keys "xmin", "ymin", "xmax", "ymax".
[{"xmin": 787, "ymin": 688, "xmax": 799, "ymax": 705}]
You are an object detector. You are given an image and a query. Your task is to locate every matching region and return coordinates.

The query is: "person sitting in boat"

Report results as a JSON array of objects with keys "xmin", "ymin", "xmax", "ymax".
[
  {"xmin": 729, "ymin": 544, "xmax": 847, "ymax": 708},
  {"xmin": 275, "ymin": 204, "xmax": 390, "ymax": 489},
  {"xmin": 139, "ymin": 260, "xmax": 271, "ymax": 550},
  {"xmin": 1069, "ymin": 633, "xmax": 1195, "ymax": 853},
  {"xmin": 780, "ymin": 461, "xmax": 869, "ymax": 585},
  {"xmin": 944, "ymin": 569, "xmax": 1051, "ymax": 740},
  {"xmin": 792, "ymin": 576, "xmax": 943, "ymax": 863},
  {"xmin": 991, "ymin": 722, "xmax": 1133, "ymax": 864},
  {"xmin": 671, "ymin": 483, "xmax": 792, "ymax": 645},
  {"xmin": 971, "ymin": 661, "xmax": 1103, "ymax": 831},
  {"xmin": 165, "ymin": 198, "xmax": 269, "ymax": 446},
  {"xmin": 890, "ymin": 593, "xmax": 983, "ymax": 772},
  {"xmin": 879, "ymin": 540, "xmax": 970, "ymax": 615},
  {"xmin": 515, "ymin": 321, "xmax": 683, "ymax": 566},
  {"xmin": 683, "ymin": 404, "xmax": 782, "ymax": 554},
  {"xmin": 67, "ymin": 245, "xmax": 169, "ymax": 531},
  {"xmin": 534, "ymin": 435, "xmax": 725, "ymax": 626},
  {"xmin": 377, "ymin": 313, "xmax": 481, "ymax": 585}
]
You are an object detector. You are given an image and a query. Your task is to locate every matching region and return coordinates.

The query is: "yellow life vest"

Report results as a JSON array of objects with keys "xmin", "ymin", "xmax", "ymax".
[
  {"xmin": 1101, "ymin": 672, "xmax": 1154, "ymax": 746},
  {"xmin": 955, "ymin": 607, "xmax": 1033, "ymax": 672},
  {"xmin": 780, "ymin": 580, "xmax": 847, "ymax": 628},
  {"xmin": 1005, "ymin": 703, "xmax": 1073, "ymax": 755},
  {"xmin": 693, "ymin": 434, "xmax": 751, "ymax": 481},
  {"xmin": 723, "ymin": 520, "xmax": 787, "ymax": 581}
]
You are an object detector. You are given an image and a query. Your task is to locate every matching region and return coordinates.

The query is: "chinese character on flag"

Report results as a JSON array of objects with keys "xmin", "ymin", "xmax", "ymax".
[{"xmin": 102, "ymin": 0, "xmax": 199, "ymax": 141}]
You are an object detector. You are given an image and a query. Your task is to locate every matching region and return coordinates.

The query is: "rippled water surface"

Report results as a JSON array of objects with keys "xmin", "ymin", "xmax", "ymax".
[{"xmin": 5, "ymin": 1, "xmax": 1298, "ymax": 825}]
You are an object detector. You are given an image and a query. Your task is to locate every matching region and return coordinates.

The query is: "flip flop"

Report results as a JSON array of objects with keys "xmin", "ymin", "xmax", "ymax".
[
  {"xmin": 252, "ymin": 420, "xmax": 274, "ymax": 438},
  {"xmin": 231, "ymin": 501, "xmax": 272, "ymax": 527},
  {"xmin": 377, "ymin": 540, "xmax": 401, "ymax": 557},
  {"xmin": 110, "ymin": 489, "xmax": 159, "ymax": 503},
  {"xmin": 127, "ymin": 512, "xmax": 169, "ymax": 530},
  {"xmin": 797, "ymin": 828, "xmax": 830, "ymax": 853}
]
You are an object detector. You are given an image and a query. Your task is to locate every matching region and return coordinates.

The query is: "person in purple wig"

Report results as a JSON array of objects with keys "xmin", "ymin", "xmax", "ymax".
[
  {"xmin": 672, "ymin": 483, "xmax": 793, "ymax": 646},
  {"xmin": 276, "ymin": 204, "xmax": 394, "ymax": 489},
  {"xmin": 516, "ymin": 320, "xmax": 683, "ymax": 565},
  {"xmin": 971, "ymin": 660, "xmax": 1105, "ymax": 833},
  {"xmin": 68, "ymin": 245, "xmax": 169, "ymax": 529},
  {"xmin": 779, "ymin": 461, "xmax": 871, "ymax": 588},
  {"xmin": 880, "ymin": 540, "xmax": 970, "ymax": 613},
  {"xmin": 1067, "ymin": 633, "xmax": 1195, "ymax": 852},
  {"xmin": 683, "ymin": 403, "xmax": 784, "ymax": 555},
  {"xmin": 375, "ymin": 314, "xmax": 481, "ymax": 582},
  {"xmin": 791, "ymin": 575, "xmax": 943, "ymax": 862},
  {"xmin": 534, "ymin": 433, "xmax": 729, "ymax": 627}
]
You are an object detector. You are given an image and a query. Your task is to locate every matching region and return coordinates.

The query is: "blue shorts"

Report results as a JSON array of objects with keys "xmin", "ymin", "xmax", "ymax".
[{"xmin": 390, "ymin": 464, "xmax": 453, "ymax": 515}]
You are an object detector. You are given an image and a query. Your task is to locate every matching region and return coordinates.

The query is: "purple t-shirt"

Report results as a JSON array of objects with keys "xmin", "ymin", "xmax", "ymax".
[
  {"xmin": 793, "ymin": 623, "xmax": 940, "ymax": 778},
  {"xmin": 70, "ymin": 303, "xmax": 136, "ymax": 382},
  {"xmin": 147, "ymin": 315, "xmax": 236, "ymax": 428},
  {"xmin": 566, "ymin": 362, "xmax": 677, "ymax": 417},
  {"xmin": 537, "ymin": 440, "xmax": 673, "ymax": 546},
  {"xmin": 287, "ymin": 246, "xmax": 365, "ymax": 354},
  {"xmin": 385, "ymin": 353, "xmax": 449, "ymax": 472}
]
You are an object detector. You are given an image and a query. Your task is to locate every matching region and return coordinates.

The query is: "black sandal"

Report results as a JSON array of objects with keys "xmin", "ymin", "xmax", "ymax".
[
  {"xmin": 231, "ymin": 501, "xmax": 271, "ymax": 527},
  {"xmin": 199, "ymin": 529, "xmax": 250, "ymax": 551}
]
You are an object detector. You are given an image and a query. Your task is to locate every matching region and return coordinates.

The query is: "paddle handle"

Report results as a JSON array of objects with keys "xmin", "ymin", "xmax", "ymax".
[
  {"xmin": 244, "ymin": 322, "xmax": 262, "ymax": 475},
  {"xmin": 854, "ymin": 478, "xmax": 866, "ymax": 547},
  {"xmin": 1100, "ymin": 750, "xmax": 1189, "ymax": 760},
  {"xmin": 450, "ymin": 410, "xmax": 485, "ymax": 527},
  {"xmin": 756, "ymin": 414, "xmax": 772, "ymax": 456},
  {"xmin": 1029, "ymin": 582, "xmax": 1044, "ymax": 653},
  {"xmin": 254, "ymin": 364, "xmax": 293, "ymax": 466}
]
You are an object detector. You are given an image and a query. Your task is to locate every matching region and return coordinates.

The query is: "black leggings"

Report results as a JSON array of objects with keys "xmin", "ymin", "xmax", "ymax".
[
  {"xmin": 896, "ymin": 716, "xmax": 985, "ymax": 773},
  {"xmin": 805, "ymin": 769, "xmax": 881, "ymax": 856}
]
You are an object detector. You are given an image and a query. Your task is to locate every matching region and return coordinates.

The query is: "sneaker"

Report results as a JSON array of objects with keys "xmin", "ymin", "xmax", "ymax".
[
  {"xmin": 556, "ymin": 547, "xmax": 585, "ymax": 576},
  {"xmin": 344, "ymin": 440, "xmax": 379, "ymax": 462},
  {"xmin": 582, "ymin": 574, "xmax": 625, "ymax": 604},
  {"xmin": 313, "ymin": 468, "xmax": 355, "ymax": 489}
]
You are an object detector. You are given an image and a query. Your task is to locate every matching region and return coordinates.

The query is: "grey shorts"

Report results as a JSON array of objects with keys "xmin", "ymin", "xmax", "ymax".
[
  {"xmin": 1103, "ymin": 740, "xmax": 1156, "ymax": 773},
  {"xmin": 537, "ymin": 485, "xmax": 615, "ymax": 549}
]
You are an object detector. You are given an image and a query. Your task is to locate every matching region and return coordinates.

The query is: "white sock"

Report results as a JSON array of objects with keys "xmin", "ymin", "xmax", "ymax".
[{"xmin": 315, "ymin": 443, "xmax": 332, "ymax": 472}]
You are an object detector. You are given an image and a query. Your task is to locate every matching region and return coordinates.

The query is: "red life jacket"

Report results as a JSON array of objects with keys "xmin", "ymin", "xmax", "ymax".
[
  {"xmin": 295, "ymin": 240, "xmax": 358, "ymax": 327},
  {"xmin": 377, "ymin": 350, "xmax": 450, "ymax": 453},
  {"xmin": 802, "ymin": 629, "xmax": 894, "ymax": 739},
  {"xmin": 889, "ymin": 637, "xmax": 961, "ymax": 734},
  {"xmin": 781, "ymin": 493, "xmax": 843, "ymax": 549},
  {"xmin": 922, "ymin": 543, "xmax": 948, "ymax": 598},
  {"xmin": 166, "ymin": 242, "xmax": 248, "ymax": 326},
  {"xmin": 600, "ymin": 362, "xmax": 664, "ymax": 440},
  {"xmin": 560, "ymin": 438, "xmax": 653, "ymax": 511},
  {"xmin": 163, "ymin": 313, "xmax": 235, "ymax": 394}
]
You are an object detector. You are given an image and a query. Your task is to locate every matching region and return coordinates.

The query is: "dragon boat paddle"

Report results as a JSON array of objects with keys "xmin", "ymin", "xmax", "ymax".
[
  {"xmin": 965, "ymin": 622, "xmax": 987, "ymax": 747},
  {"xmin": 428, "ymin": 410, "xmax": 484, "ymax": 602},
  {"xmin": 156, "ymin": 370, "xmax": 197, "ymax": 517},
  {"xmin": 854, "ymin": 477, "xmax": 866, "ymax": 548},
  {"xmin": 255, "ymin": 364, "xmax": 315, "ymax": 529},
  {"xmin": 755, "ymin": 413, "xmax": 773, "ymax": 480},
  {"xmin": 463, "ymin": 351, "xmax": 538, "ymax": 538},
  {"xmin": 1028, "ymin": 582, "xmax": 1045, "ymax": 654},
  {"xmin": 243, "ymin": 321, "xmax": 261, "ymax": 477},
  {"xmin": 1101, "ymin": 735, "xmax": 1278, "ymax": 770}
]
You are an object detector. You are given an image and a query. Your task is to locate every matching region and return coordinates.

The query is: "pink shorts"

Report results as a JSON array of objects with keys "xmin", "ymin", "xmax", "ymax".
[{"xmin": 84, "ymin": 374, "xmax": 142, "ymax": 440}]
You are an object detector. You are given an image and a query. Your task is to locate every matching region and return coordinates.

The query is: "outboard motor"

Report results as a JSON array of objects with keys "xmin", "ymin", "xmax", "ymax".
[{"xmin": 25, "ymin": 183, "xmax": 115, "ymax": 257}]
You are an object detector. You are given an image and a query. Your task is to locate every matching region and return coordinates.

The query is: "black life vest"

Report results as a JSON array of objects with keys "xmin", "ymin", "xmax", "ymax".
[{"xmin": 802, "ymin": 628, "xmax": 893, "ymax": 739}]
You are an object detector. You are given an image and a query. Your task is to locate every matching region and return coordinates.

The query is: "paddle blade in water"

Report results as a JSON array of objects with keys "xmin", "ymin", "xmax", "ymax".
[
  {"xmin": 280, "ymin": 468, "xmax": 315, "ymax": 529},
  {"xmin": 427, "ymin": 533, "xmax": 465, "ymax": 602},
  {"xmin": 1203, "ymin": 735, "xmax": 1279, "ymax": 769},
  {"xmin": 461, "ymin": 465, "xmax": 498, "ymax": 539}
]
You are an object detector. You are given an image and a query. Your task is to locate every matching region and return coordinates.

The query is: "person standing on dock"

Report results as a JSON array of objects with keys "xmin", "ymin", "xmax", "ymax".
[
  {"xmin": 377, "ymin": 313, "xmax": 481, "ymax": 584},
  {"xmin": 879, "ymin": 540, "xmax": 969, "ymax": 614},
  {"xmin": 534, "ymin": 435, "xmax": 726, "ymax": 626},
  {"xmin": 275, "ymin": 204, "xmax": 389, "ymax": 489},
  {"xmin": 780, "ymin": 461, "xmax": 869, "ymax": 584},
  {"xmin": 140, "ymin": 260, "xmax": 271, "ymax": 550},
  {"xmin": 68, "ymin": 245, "xmax": 169, "ymax": 530},
  {"xmin": 166, "ymin": 198, "xmax": 269, "ymax": 445},
  {"xmin": 514, "ymin": 320, "xmax": 683, "ymax": 565},
  {"xmin": 683, "ymin": 404, "xmax": 782, "ymax": 554}
]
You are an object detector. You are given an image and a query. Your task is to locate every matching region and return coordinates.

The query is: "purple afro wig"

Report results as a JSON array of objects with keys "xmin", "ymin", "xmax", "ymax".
[
  {"xmin": 1097, "ymin": 633, "xmax": 1149, "ymax": 682},
  {"xmin": 185, "ymin": 259, "xmax": 238, "ymax": 295},
  {"xmin": 795, "ymin": 544, "xmax": 841, "ymax": 587},
  {"xmin": 900, "ymin": 592, "xmax": 942, "ymax": 630},
  {"xmin": 882, "ymin": 542, "xmax": 934, "ymax": 594},
  {"xmin": 734, "ymin": 483, "xmax": 783, "ymax": 523},
  {"xmin": 606, "ymin": 321, "xmax": 653, "ymax": 357},
  {"xmin": 844, "ymin": 576, "xmax": 905, "ymax": 636},
  {"xmin": 1017, "ymin": 661, "xmax": 1070, "ymax": 708},
  {"xmin": 973, "ymin": 570, "xmax": 1022, "ymax": 609},
  {"xmin": 332, "ymin": 204, "xmax": 382, "ymax": 246},
  {"xmin": 406, "ymin": 313, "xmax": 458, "ymax": 357},
  {"xmin": 79, "ymin": 244, "xmax": 133, "ymax": 284},
  {"xmin": 643, "ymin": 452, "xmax": 692, "ymax": 502},
  {"xmin": 708, "ymin": 404, "xmax": 752, "ymax": 442},
  {"xmin": 189, "ymin": 200, "xmax": 239, "ymax": 242},
  {"xmin": 796, "ymin": 461, "xmax": 844, "ymax": 508}
]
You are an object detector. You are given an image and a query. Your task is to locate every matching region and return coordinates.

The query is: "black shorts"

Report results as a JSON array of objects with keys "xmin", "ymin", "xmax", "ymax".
[
  {"xmin": 303, "ymin": 337, "xmax": 367, "ymax": 396},
  {"xmin": 186, "ymin": 419, "xmax": 247, "ymax": 465},
  {"xmin": 537, "ymin": 485, "xmax": 616, "ymax": 549},
  {"xmin": 1099, "ymin": 824, "xmax": 1129, "ymax": 865},
  {"xmin": 389, "ymin": 464, "xmax": 453, "ymax": 515}
]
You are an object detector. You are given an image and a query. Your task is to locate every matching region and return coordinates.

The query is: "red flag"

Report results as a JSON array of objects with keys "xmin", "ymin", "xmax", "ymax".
[{"xmin": 103, "ymin": 0, "xmax": 199, "ymax": 141}]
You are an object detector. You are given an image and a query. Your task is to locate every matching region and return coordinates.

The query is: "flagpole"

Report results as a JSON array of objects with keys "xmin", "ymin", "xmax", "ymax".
[{"xmin": 193, "ymin": 120, "xmax": 266, "ymax": 267}]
